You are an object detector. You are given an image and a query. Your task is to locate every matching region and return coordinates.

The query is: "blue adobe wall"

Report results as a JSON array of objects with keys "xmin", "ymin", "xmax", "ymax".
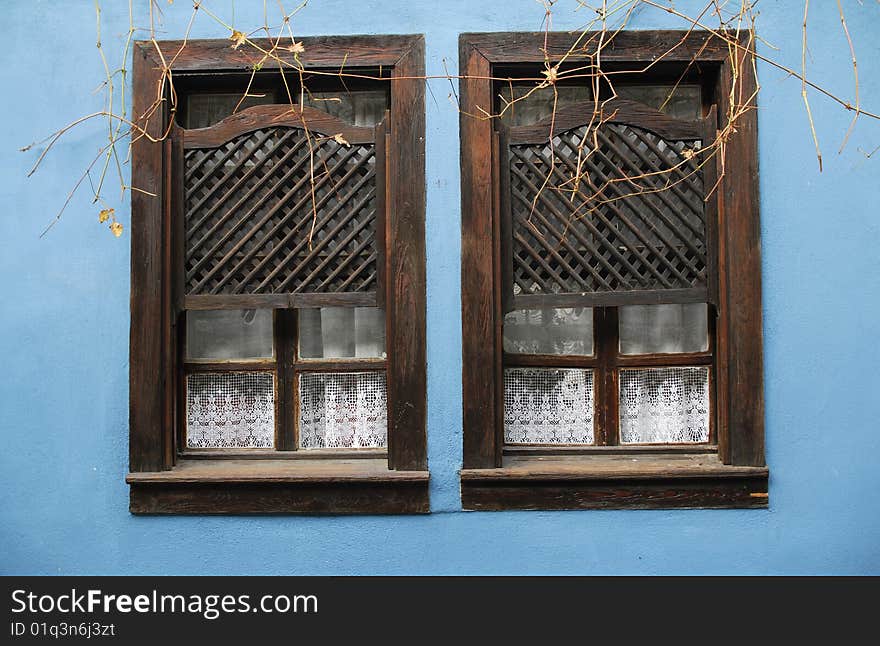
[{"xmin": 1, "ymin": 1, "xmax": 878, "ymax": 574}]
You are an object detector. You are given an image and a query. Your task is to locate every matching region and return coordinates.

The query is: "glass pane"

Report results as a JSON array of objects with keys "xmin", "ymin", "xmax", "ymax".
[
  {"xmin": 298, "ymin": 307, "xmax": 386, "ymax": 359},
  {"xmin": 302, "ymin": 90, "xmax": 388, "ymax": 126},
  {"xmin": 504, "ymin": 368, "xmax": 594, "ymax": 444},
  {"xmin": 186, "ymin": 92, "xmax": 276, "ymax": 129},
  {"xmin": 619, "ymin": 303, "xmax": 708, "ymax": 355},
  {"xmin": 186, "ymin": 309, "xmax": 274, "ymax": 361},
  {"xmin": 298, "ymin": 372, "xmax": 387, "ymax": 448},
  {"xmin": 498, "ymin": 84, "xmax": 593, "ymax": 126},
  {"xmin": 615, "ymin": 85, "xmax": 702, "ymax": 120},
  {"xmin": 619, "ymin": 367, "xmax": 709, "ymax": 444},
  {"xmin": 503, "ymin": 308, "xmax": 594, "ymax": 356},
  {"xmin": 186, "ymin": 372, "xmax": 275, "ymax": 448}
]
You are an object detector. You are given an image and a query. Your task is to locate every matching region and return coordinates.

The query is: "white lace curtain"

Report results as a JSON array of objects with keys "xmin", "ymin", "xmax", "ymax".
[
  {"xmin": 185, "ymin": 372, "xmax": 275, "ymax": 448},
  {"xmin": 504, "ymin": 368, "xmax": 594, "ymax": 444},
  {"xmin": 619, "ymin": 367, "xmax": 709, "ymax": 443},
  {"xmin": 298, "ymin": 372, "xmax": 387, "ymax": 449}
]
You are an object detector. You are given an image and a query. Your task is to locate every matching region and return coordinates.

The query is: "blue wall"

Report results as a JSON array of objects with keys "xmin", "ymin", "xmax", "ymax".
[{"xmin": 2, "ymin": 1, "xmax": 879, "ymax": 575}]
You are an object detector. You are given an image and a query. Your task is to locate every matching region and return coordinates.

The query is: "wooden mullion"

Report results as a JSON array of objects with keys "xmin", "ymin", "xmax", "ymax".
[
  {"xmin": 374, "ymin": 112, "xmax": 390, "ymax": 307},
  {"xmin": 295, "ymin": 359, "xmax": 387, "ymax": 373},
  {"xmin": 164, "ymin": 133, "xmax": 177, "ymax": 470},
  {"xmin": 702, "ymin": 105, "xmax": 720, "ymax": 304},
  {"xmin": 497, "ymin": 125, "xmax": 515, "ymax": 315},
  {"xmin": 492, "ymin": 130, "xmax": 506, "ymax": 467},
  {"xmin": 504, "ymin": 353, "xmax": 598, "ymax": 368},
  {"xmin": 176, "ymin": 317, "xmax": 187, "ymax": 459},
  {"xmin": 184, "ymin": 292, "xmax": 377, "ymax": 310},
  {"xmin": 183, "ymin": 360, "xmax": 277, "ymax": 372},
  {"xmin": 708, "ymin": 308, "xmax": 718, "ymax": 445},
  {"xmin": 595, "ymin": 307, "xmax": 620, "ymax": 446},
  {"xmin": 616, "ymin": 353, "xmax": 714, "ymax": 367},
  {"xmin": 275, "ymin": 309, "xmax": 297, "ymax": 451}
]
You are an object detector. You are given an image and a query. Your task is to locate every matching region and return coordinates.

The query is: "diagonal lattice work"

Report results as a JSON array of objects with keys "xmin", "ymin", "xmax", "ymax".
[
  {"xmin": 508, "ymin": 123, "xmax": 706, "ymax": 296},
  {"xmin": 184, "ymin": 127, "xmax": 377, "ymax": 296}
]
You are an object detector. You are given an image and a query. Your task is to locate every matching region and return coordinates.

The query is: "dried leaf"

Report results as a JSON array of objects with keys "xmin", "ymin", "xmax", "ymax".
[
  {"xmin": 332, "ymin": 133, "xmax": 350, "ymax": 147},
  {"xmin": 109, "ymin": 221, "xmax": 123, "ymax": 238},
  {"xmin": 98, "ymin": 207, "xmax": 114, "ymax": 223},
  {"xmin": 229, "ymin": 30, "xmax": 247, "ymax": 50},
  {"xmin": 542, "ymin": 65, "xmax": 559, "ymax": 84},
  {"xmin": 286, "ymin": 41, "xmax": 305, "ymax": 54}
]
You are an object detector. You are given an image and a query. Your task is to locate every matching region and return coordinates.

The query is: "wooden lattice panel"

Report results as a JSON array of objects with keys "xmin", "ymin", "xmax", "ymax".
[
  {"xmin": 506, "ymin": 107, "xmax": 710, "ymax": 302},
  {"xmin": 183, "ymin": 116, "xmax": 379, "ymax": 297}
]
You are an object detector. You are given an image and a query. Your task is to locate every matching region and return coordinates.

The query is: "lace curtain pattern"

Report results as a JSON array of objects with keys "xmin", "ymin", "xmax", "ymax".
[
  {"xmin": 298, "ymin": 372, "xmax": 387, "ymax": 448},
  {"xmin": 186, "ymin": 372, "xmax": 275, "ymax": 448},
  {"xmin": 619, "ymin": 367, "xmax": 709, "ymax": 443},
  {"xmin": 504, "ymin": 368, "xmax": 594, "ymax": 444}
]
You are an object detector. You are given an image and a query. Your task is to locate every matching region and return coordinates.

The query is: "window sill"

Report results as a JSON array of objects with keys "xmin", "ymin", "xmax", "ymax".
[
  {"xmin": 127, "ymin": 458, "xmax": 429, "ymax": 514},
  {"xmin": 460, "ymin": 454, "xmax": 768, "ymax": 511}
]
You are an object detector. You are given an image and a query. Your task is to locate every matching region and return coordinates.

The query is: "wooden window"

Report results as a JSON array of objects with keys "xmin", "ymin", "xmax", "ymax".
[
  {"xmin": 459, "ymin": 31, "xmax": 768, "ymax": 510},
  {"xmin": 127, "ymin": 35, "xmax": 427, "ymax": 514}
]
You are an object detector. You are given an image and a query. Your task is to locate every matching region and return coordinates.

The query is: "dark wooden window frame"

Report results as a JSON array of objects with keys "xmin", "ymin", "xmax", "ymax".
[
  {"xmin": 459, "ymin": 30, "xmax": 768, "ymax": 510},
  {"xmin": 128, "ymin": 35, "xmax": 428, "ymax": 514}
]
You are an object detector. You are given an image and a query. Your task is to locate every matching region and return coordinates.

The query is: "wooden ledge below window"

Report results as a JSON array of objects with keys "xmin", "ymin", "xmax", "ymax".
[
  {"xmin": 460, "ymin": 454, "xmax": 769, "ymax": 511},
  {"xmin": 127, "ymin": 459, "xmax": 429, "ymax": 515}
]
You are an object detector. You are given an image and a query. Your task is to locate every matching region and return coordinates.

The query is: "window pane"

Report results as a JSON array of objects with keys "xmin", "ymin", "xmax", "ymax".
[
  {"xmin": 298, "ymin": 372, "xmax": 387, "ymax": 448},
  {"xmin": 503, "ymin": 307, "xmax": 594, "ymax": 355},
  {"xmin": 498, "ymin": 84, "xmax": 593, "ymax": 126},
  {"xmin": 504, "ymin": 368, "xmax": 594, "ymax": 444},
  {"xmin": 185, "ymin": 372, "xmax": 275, "ymax": 448},
  {"xmin": 298, "ymin": 307, "xmax": 386, "ymax": 359},
  {"xmin": 619, "ymin": 367, "xmax": 709, "ymax": 444},
  {"xmin": 186, "ymin": 309, "xmax": 274, "ymax": 361},
  {"xmin": 186, "ymin": 92, "xmax": 276, "ymax": 129},
  {"xmin": 615, "ymin": 85, "xmax": 702, "ymax": 120},
  {"xmin": 302, "ymin": 90, "xmax": 388, "ymax": 126},
  {"xmin": 619, "ymin": 303, "xmax": 708, "ymax": 355}
]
